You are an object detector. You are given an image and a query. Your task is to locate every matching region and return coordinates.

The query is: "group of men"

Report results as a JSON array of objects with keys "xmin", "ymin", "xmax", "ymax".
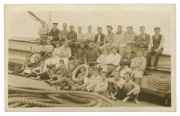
[{"xmin": 38, "ymin": 22, "xmax": 164, "ymax": 70}]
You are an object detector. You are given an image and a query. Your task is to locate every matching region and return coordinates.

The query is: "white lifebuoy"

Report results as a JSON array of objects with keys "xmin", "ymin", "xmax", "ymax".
[{"xmin": 72, "ymin": 64, "xmax": 89, "ymax": 83}]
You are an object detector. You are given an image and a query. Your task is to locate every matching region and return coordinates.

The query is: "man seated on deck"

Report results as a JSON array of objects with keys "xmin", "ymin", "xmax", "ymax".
[
  {"xmin": 135, "ymin": 26, "xmax": 150, "ymax": 57},
  {"xmin": 146, "ymin": 27, "xmax": 165, "ymax": 70},
  {"xmin": 120, "ymin": 46, "xmax": 136, "ymax": 70},
  {"xmin": 130, "ymin": 49, "xmax": 146, "ymax": 86},
  {"xmin": 48, "ymin": 23, "xmax": 60, "ymax": 46},
  {"xmin": 67, "ymin": 25, "xmax": 77, "ymax": 57},
  {"xmin": 125, "ymin": 26, "xmax": 137, "ymax": 53},
  {"xmin": 84, "ymin": 41, "xmax": 100, "ymax": 66},
  {"xmin": 116, "ymin": 72, "xmax": 140, "ymax": 104},
  {"xmin": 75, "ymin": 39, "xmax": 87, "ymax": 65},
  {"xmin": 103, "ymin": 45, "xmax": 121, "ymax": 73},
  {"xmin": 84, "ymin": 25, "xmax": 95, "ymax": 41},
  {"xmin": 12, "ymin": 55, "xmax": 31, "ymax": 75},
  {"xmin": 30, "ymin": 38, "xmax": 43, "ymax": 63},
  {"xmin": 59, "ymin": 23, "xmax": 69, "ymax": 40},
  {"xmin": 41, "ymin": 38, "xmax": 54, "ymax": 61},
  {"xmin": 20, "ymin": 56, "xmax": 41, "ymax": 77},
  {"xmin": 38, "ymin": 21, "xmax": 49, "ymax": 45}
]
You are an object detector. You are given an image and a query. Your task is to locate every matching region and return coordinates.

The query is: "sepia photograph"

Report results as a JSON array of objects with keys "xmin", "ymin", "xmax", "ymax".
[{"xmin": 4, "ymin": 4, "xmax": 176, "ymax": 112}]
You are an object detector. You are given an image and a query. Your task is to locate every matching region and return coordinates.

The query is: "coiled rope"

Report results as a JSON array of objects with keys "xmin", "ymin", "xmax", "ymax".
[
  {"xmin": 8, "ymin": 85, "xmax": 113, "ymax": 107},
  {"xmin": 147, "ymin": 74, "xmax": 171, "ymax": 92}
]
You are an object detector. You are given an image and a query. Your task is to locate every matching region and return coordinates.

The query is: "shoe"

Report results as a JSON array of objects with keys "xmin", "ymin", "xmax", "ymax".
[
  {"xmin": 44, "ymin": 80, "xmax": 52, "ymax": 86},
  {"xmin": 134, "ymin": 99, "xmax": 140, "ymax": 104}
]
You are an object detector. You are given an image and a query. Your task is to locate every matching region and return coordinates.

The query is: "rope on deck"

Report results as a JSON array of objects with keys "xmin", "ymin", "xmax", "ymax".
[
  {"xmin": 8, "ymin": 85, "xmax": 113, "ymax": 107},
  {"xmin": 147, "ymin": 74, "xmax": 171, "ymax": 92}
]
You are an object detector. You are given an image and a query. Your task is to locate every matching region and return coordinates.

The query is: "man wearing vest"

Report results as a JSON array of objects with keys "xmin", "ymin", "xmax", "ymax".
[{"xmin": 146, "ymin": 27, "xmax": 164, "ymax": 70}]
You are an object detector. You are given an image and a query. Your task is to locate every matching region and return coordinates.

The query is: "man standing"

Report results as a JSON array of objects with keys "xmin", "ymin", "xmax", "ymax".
[
  {"xmin": 49, "ymin": 23, "xmax": 60, "ymax": 45},
  {"xmin": 104, "ymin": 25, "xmax": 115, "ymax": 44},
  {"xmin": 84, "ymin": 25, "xmax": 95, "ymax": 41},
  {"xmin": 67, "ymin": 25, "xmax": 77, "ymax": 56},
  {"xmin": 125, "ymin": 26, "xmax": 137, "ymax": 53},
  {"xmin": 94, "ymin": 27, "xmax": 105, "ymax": 46},
  {"xmin": 38, "ymin": 21, "xmax": 49, "ymax": 44},
  {"xmin": 146, "ymin": 27, "xmax": 164, "ymax": 69},
  {"xmin": 60, "ymin": 23, "xmax": 69, "ymax": 40},
  {"xmin": 136, "ymin": 26, "xmax": 150, "ymax": 57},
  {"xmin": 112, "ymin": 25, "xmax": 126, "ymax": 55}
]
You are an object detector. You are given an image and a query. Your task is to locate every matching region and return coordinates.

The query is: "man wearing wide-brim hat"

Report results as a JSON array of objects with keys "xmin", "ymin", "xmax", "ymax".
[{"xmin": 146, "ymin": 27, "xmax": 164, "ymax": 70}]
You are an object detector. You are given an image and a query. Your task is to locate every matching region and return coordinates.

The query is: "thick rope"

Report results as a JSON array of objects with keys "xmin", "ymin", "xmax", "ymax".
[{"xmin": 8, "ymin": 86, "xmax": 113, "ymax": 107}]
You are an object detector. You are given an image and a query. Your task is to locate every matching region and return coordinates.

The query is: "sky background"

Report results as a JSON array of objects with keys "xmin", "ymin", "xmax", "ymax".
[{"xmin": 7, "ymin": 5, "xmax": 175, "ymax": 54}]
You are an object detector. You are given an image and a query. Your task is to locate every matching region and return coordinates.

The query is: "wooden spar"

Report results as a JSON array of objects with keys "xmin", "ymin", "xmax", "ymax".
[{"xmin": 27, "ymin": 11, "xmax": 43, "ymax": 23}]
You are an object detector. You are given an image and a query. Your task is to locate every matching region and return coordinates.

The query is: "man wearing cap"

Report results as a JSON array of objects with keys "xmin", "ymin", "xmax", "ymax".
[
  {"xmin": 125, "ymin": 26, "xmax": 137, "ymax": 53},
  {"xmin": 104, "ymin": 25, "xmax": 115, "ymax": 44},
  {"xmin": 75, "ymin": 39, "xmax": 87, "ymax": 64},
  {"xmin": 67, "ymin": 25, "xmax": 77, "ymax": 56},
  {"xmin": 60, "ymin": 23, "xmax": 69, "ymax": 40},
  {"xmin": 135, "ymin": 26, "xmax": 150, "ymax": 57},
  {"xmin": 94, "ymin": 27, "xmax": 105, "ymax": 46},
  {"xmin": 84, "ymin": 25, "xmax": 95, "ymax": 41},
  {"xmin": 112, "ymin": 25, "xmax": 126, "ymax": 55},
  {"xmin": 38, "ymin": 21, "xmax": 49, "ymax": 45},
  {"xmin": 49, "ymin": 23, "xmax": 60, "ymax": 43},
  {"xmin": 146, "ymin": 27, "xmax": 164, "ymax": 69}
]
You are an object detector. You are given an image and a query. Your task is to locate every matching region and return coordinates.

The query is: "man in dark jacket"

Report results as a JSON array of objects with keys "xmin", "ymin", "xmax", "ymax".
[
  {"xmin": 67, "ymin": 25, "xmax": 77, "ymax": 56},
  {"xmin": 49, "ymin": 23, "xmax": 60, "ymax": 46},
  {"xmin": 136, "ymin": 26, "xmax": 150, "ymax": 57}
]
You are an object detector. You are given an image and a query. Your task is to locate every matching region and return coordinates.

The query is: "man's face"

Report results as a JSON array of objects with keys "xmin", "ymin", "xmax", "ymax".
[
  {"xmin": 126, "ymin": 47, "xmax": 132, "ymax": 53},
  {"xmin": 53, "ymin": 24, "xmax": 57, "ymax": 29},
  {"xmin": 97, "ymin": 28, "xmax": 102, "ymax": 33},
  {"xmin": 63, "ymin": 23, "xmax": 67, "ymax": 29},
  {"xmin": 137, "ymin": 51, "xmax": 143, "ymax": 57},
  {"xmin": 34, "ymin": 57, "xmax": 39, "ymax": 63},
  {"xmin": 88, "ymin": 42, "xmax": 94, "ymax": 48},
  {"xmin": 117, "ymin": 26, "xmax": 122, "ymax": 32},
  {"xmin": 127, "ymin": 28, "xmax": 133, "ymax": 33},
  {"xmin": 26, "ymin": 56, "xmax": 30, "ymax": 62},
  {"xmin": 107, "ymin": 27, "xmax": 112, "ymax": 33},
  {"xmin": 80, "ymin": 43, "xmax": 85, "ymax": 48},
  {"xmin": 140, "ymin": 27, "xmax": 145, "ymax": 34},
  {"xmin": 103, "ymin": 49, "xmax": 108, "ymax": 55},
  {"xmin": 64, "ymin": 41, "xmax": 68, "ymax": 47},
  {"xmin": 112, "ymin": 48, "xmax": 118, "ymax": 54},
  {"xmin": 78, "ymin": 27, "xmax": 82, "ymax": 33},
  {"xmin": 101, "ymin": 74, "xmax": 106, "ymax": 80},
  {"xmin": 154, "ymin": 29, "xmax": 160, "ymax": 34},
  {"xmin": 69, "ymin": 64, "xmax": 75, "ymax": 70},
  {"xmin": 124, "ymin": 74, "xmax": 130, "ymax": 81},
  {"xmin": 89, "ymin": 68, "xmax": 93, "ymax": 75},
  {"xmin": 55, "ymin": 43, "xmax": 60, "ymax": 48},
  {"xmin": 93, "ymin": 71, "xmax": 98, "ymax": 77},
  {"xmin": 88, "ymin": 26, "xmax": 92, "ymax": 32},
  {"xmin": 59, "ymin": 62, "xmax": 64, "ymax": 67},
  {"xmin": 46, "ymin": 40, "xmax": 51, "ymax": 45},
  {"xmin": 70, "ymin": 26, "xmax": 74, "ymax": 31}
]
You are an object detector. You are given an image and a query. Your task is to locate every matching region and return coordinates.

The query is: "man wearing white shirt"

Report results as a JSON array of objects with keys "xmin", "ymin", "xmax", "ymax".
[
  {"xmin": 77, "ymin": 26, "xmax": 84, "ymax": 40},
  {"xmin": 84, "ymin": 25, "xmax": 95, "ymax": 41},
  {"xmin": 112, "ymin": 25, "xmax": 126, "ymax": 55},
  {"xmin": 147, "ymin": 27, "xmax": 164, "ymax": 69}
]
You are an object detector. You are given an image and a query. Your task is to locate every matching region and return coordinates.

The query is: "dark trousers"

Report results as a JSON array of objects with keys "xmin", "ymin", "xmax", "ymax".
[
  {"xmin": 39, "ymin": 72, "xmax": 51, "ymax": 80},
  {"xmin": 147, "ymin": 48, "xmax": 163, "ymax": 67},
  {"xmin": 69, "ymin": 43, "xmax": 75, "ymax": 56},
  {"xmin": 116, "ymin": 86, "xmax": 137, "ymax": 101}
]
